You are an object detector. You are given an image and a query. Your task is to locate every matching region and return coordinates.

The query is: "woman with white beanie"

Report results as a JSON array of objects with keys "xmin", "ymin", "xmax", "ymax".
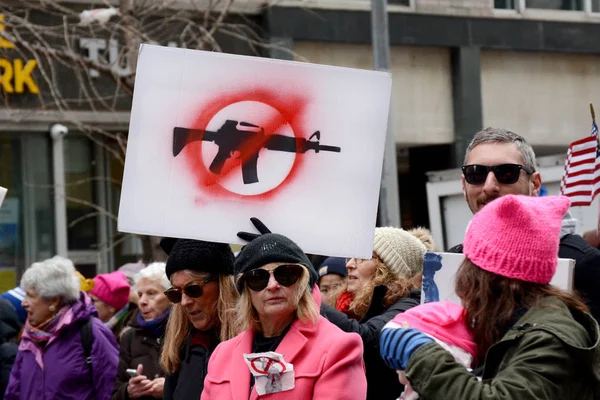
[{"xmin": 321, "ymin": 227, "xmax": 434, "ymax": 400}]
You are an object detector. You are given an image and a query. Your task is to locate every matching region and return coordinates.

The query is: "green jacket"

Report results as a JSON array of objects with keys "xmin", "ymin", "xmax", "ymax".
[{"xmin": 406, "ymin": 296, "xmax": 600, "ymax": 399}]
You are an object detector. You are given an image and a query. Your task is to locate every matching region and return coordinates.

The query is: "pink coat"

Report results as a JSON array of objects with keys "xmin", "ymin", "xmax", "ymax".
[{"xmin": 201, "ymin": 315, "xmax": 367, "ymax": 400}]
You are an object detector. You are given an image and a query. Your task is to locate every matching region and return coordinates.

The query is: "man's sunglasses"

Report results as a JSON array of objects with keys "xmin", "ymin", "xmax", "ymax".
[
  {"xmin": 163, "ymin": 276, "xmax": 218, "ymax": 304},
  {"xmin": 241, "ymin": 264, "xmax": 304, "ymax": 292},
  {"xmin": 462, "ymin": 164, "xmax": 533, "ymax": 185}
]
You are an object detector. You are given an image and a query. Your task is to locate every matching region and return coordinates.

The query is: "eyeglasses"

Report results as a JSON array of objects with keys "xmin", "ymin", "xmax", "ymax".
[
  {"xmin": 345, "ymin": 254, "xmax": 379, "ymax": 266},
  {"xmin": 462, "ymin": 164, "xmax": 533, "ymax": 185},
  {"xmin": 241, "ymin": 264, "xmax": 304, "ymax": 292},
  {"xmin": 163, "ymin": 276, "xmax": 218, "ymax": 304}
]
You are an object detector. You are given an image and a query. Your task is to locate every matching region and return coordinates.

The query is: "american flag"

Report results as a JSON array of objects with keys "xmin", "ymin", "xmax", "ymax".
[{"xmin": 560, "ymin": 119, "xmax": 600, "ymax": 206}]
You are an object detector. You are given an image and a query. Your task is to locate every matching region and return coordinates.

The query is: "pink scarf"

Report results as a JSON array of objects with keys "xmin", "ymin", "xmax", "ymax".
[{"xmin": 20, "ymin": 303, "xmax": 77, "ymax": 369}]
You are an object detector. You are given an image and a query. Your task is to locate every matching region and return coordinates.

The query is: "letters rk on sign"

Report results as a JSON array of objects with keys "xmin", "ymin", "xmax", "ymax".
[{"xmin": 118, "ymin": 44, "xmax": 392, "ymax": 258}]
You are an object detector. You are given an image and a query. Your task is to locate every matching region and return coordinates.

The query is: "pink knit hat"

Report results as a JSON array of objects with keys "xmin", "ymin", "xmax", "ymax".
[
  {"xmin": 464, "ymin": 194, "xmax": 570, "ymax": 284},
  {"xmin": 90, "ymin": 271, "xmax": 130, "ymax": 310},
  {"xmin": 389, "ymin": 301, "xmax": 477, "ymax": 361}
]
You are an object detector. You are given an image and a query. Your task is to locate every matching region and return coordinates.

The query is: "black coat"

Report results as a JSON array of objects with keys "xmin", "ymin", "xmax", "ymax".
[
  {"xmin": 163, "ymin": 331, "xmax": 217, "ymax": 400},
  {"xmin": 112, "ymin": 314, "xmax": 166, "ymax": 400},
  {"xmin": 321, "ymin": 287, "xmax": 420, "ymax": 400},
  {"xmin": 0, "ymin": 298, "xmax": 20, "ymax": 400},
  {"xmin": 447, "ymin": 234, "xmax": 600, "ymax": 323},
  {"xmin": 559, "ymin": 234, "xmax": 600, "ymax": 323}
]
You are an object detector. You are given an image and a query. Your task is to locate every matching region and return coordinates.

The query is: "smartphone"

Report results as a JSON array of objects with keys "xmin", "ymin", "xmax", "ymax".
[{"xmin": 126, "ymin": 369, "xmax": 139, "ymax": 378}]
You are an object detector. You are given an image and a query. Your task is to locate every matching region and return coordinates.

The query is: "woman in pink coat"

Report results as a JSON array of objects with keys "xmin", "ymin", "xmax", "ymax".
[{"xmin": 202, "ymin": 233, "xmax": 367, "ymax": 400}]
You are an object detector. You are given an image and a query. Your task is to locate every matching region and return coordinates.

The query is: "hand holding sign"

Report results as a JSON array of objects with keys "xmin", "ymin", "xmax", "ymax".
[{"xmin": 237, "ymin": 217, "xmax": 272, "ymax": 242}]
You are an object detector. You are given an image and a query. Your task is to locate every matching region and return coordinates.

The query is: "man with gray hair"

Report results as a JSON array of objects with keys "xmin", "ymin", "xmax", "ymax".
[{"xmin": 448, "ymin": 127, "xmax": 600, "ymax": 322}]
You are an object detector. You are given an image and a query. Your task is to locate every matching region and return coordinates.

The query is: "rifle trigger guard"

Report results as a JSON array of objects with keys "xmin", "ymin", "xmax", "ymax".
[{"xmin": 309, "ymin": 131, "xmax": 321, "ymax": 141}]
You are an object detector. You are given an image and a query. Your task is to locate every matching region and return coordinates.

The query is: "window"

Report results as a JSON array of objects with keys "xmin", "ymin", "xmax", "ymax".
[
  {"xmin": 495, "ymin": 0, "xmax": 516, "ymax": 9},
  {"xmin": 388, "ymin": 0, "xmax": 410, "ymax": 5},
  {"xmin": 526, "ymin": 0, "xmax": 582, "ymax": 10},
  {"xmin": 64, "ymin": 136, "xmax": 98, "ymax": 251},
  {"xmin": 495, "ymin": 0, "xmax": 584, "ymax": 10},
  {"xmin": 592, "ymin": 0, "xmax": 600, "ymax": 12}
]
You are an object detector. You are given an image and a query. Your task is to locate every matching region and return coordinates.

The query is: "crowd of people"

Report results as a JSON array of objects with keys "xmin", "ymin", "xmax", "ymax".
[{"xmin": 1, "ymin": 127, "xmax": 600, "ymax": 399}]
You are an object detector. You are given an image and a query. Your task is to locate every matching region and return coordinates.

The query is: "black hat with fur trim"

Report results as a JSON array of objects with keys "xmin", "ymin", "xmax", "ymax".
[{"xmin": 160, "ymin": 237, "xmax": 235, "ymax": 279}]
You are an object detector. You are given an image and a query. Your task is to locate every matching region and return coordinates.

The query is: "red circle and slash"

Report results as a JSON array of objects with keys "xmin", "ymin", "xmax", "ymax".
[
  {"xmin": 249, "ymin": 357, "xmax": 287, "ymax": 374},
  {"xmin": 183, "ymin": 88, "xmax": 310, "ymax": 202}
]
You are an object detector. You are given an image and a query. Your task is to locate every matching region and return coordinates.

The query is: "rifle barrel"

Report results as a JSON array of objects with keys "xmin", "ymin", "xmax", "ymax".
[{"xmin": 317, "ymin": 144, "xmax": 341, "ymax": 153}]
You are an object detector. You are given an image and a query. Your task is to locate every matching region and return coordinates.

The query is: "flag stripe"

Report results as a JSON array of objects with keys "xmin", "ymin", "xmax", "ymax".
[{"xmin": 560, "ymin": 121, "xmax": 599, "ymax": 206}]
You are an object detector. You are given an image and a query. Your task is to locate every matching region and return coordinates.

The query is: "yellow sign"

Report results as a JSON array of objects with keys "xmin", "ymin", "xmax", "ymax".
[
  {"xmin": 0, "ymin": 269, "xmax": 16, "ymax": 293},
  {"xmin": 0, "ymin": 15, "xmax": 14, "ymax": 49},
  {"xmin": 0, "ymin": 59, "xmax": 39, "ymax": 93},
  {"xmin": 0, "ymin": 14, "xmax": 38, "ymax": 94}
]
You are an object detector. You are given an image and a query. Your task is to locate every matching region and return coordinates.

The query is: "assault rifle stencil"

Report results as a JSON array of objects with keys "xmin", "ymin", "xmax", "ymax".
[{"xmin": 173, "ymin": 120, "xmax": 342, "ymax": 184}]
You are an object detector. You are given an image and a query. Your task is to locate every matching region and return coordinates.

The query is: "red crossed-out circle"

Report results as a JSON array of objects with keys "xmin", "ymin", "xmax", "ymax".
[
  {"xmin": 182, "ymin": 88, "xmax": 310, "ymax": 202},
  {"xmin": 249, "ymin": 356, "xmax": 287, "ymax": 375}
]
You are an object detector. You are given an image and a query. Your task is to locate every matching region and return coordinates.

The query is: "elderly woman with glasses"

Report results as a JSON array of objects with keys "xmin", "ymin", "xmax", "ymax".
[
  {"xmin": 112, "ymin": 262, "xmax": 172, "ymax": 399},
  {"xmin": 158, "ymin": 239, "xmax": 238, "ymax": 400},
  {"xmin": 202, "ymin": 233, "xmax": 367, "ymax": 400}
]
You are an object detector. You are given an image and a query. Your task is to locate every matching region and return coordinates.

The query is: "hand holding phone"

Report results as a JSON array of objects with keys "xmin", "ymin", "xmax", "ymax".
[{"xmin": 126, "ymin": 368, "xmax": 139, "ymax": 378}]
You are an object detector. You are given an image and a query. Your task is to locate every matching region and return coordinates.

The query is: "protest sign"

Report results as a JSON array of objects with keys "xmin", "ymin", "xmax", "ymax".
[
  {"xmin": 421, "ymin": 252, "xmax": 575, "ymax": 305},
  {"xmin": 119, "ymin": 44, "xmax": 392, "ymax": 258}
]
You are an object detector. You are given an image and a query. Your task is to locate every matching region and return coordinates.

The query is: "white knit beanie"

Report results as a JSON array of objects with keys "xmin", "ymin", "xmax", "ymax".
[{"xmin": 373, "ymin": 227, "xmax": 428, "ymax": 278}]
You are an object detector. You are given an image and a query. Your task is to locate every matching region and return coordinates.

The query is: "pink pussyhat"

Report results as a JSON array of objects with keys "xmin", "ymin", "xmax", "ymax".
[
  {"xmin": 90, "ymin": 271, "xmax": 130, "ymax": 310},
  {"xmin": 464, "ymin": 194, "xmax": 571, "ymax": 285}
]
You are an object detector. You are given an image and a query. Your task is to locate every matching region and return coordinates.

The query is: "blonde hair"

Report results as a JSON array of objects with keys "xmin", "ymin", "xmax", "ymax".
[
  {"xmin": 328, "ymin": 255, "xmax": 416, "ymax": 320},
  {"xmin": 234, "ymin": 265, "xmax": 319, "ymax": 333},
  {"xmin": 160, "ymin": 271, "xmax": 238, "ymax": 374}
]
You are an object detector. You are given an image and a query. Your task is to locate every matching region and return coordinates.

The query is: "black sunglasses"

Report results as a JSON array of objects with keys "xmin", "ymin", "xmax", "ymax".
[
  {"xmin": 164, "ymin": 276, "xmax": 218, "ymax": 304},
  {"xmin": 462, "ymin": 164, "xmax": 533, "ymax": 185},
  {"xmin": 241, "ymin": 264, "xmax": 304, "ymax": 292}
]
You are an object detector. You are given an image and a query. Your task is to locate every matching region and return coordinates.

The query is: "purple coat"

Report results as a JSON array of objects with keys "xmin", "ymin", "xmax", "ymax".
[{"xmin": 4, "ymin": 292, "xmax": 118, "ymax": 400}]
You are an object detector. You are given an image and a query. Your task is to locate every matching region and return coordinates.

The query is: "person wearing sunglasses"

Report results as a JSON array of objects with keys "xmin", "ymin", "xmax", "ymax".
[
  {"xmin": 320, "ymin": 227, "xmax": 434, "ymax": 400},
  {"xmin": 158, "ymin": 238, "xmax": 238, "ymax": 400},
  {"xmin": 112, "ymin": 262, "xmax": 171, "ymax": 400},
  {"xmin": 202, "ymin": 232, "xmax": 367, "ymax": 400},
  {"xmin": 449, "ymin": 127, "xmax": 600, "ymax": 331},
  {"xmin": 381, "ymin": 195, "xmax": 600, "ymax": 400}
]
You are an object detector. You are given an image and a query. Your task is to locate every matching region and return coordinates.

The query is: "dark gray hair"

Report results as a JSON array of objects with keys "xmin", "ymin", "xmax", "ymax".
[
  {"xmin": 464, "ymin": 127, "xmax": 537, "ymax": 172},
  {"xmin": 21, "ymin": 256, "xmax": 80, "ymax": 305}
]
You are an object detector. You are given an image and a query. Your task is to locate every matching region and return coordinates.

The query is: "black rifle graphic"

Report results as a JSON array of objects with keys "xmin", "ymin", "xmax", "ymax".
[{"xmin": 173, "ymin": 120, "xmax": 341, "ymax": 184}]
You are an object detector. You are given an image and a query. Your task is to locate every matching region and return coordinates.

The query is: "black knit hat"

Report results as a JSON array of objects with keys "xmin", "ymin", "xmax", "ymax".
[
  {"xmin": 160, "ymin": 238, "xmax": 235, "ymax": 279},
  {"xmin": 234, "ymin": 233, "xmax": 318, "ymax": 292}
]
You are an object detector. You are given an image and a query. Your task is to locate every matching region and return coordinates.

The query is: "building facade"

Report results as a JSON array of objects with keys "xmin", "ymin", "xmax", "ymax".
[{"xmin": 1, "ymin": 0, "xmax": 598, "ymax": 288}]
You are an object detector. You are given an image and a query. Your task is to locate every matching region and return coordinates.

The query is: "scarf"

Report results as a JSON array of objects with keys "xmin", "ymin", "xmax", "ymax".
[
  {"xmin": 136, "ymin": 308, "xmax": 171, "ymax": 337},
  {"xmin": 336, "ymin": 291, "xmax": 356, "ymax": 316},
  {"xmin": 24, "ymin": 306, "xmax": 69, "ymax": 346},
  {"xmin": 105, "ymin": 303, "xmax": 130, "ymax": 331}
]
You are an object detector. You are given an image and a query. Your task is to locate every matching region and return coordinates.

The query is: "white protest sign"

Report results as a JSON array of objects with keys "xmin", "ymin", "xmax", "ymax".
[
  {"xmin": 0, "ymin": 186, "xmax": 6, "ymax": 208},
  {"xmin": 421, "ymin": 252, "xmax": 575, "ymax": 305},
  {"xmin": 118, "ymin": 44, "xmax": 391, "ymax": 258}
]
